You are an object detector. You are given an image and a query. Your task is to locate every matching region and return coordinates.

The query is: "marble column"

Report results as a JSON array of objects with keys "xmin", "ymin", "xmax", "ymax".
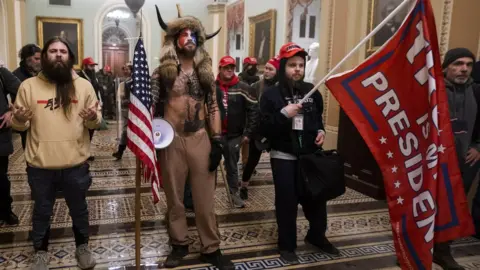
[{"xmin": 207, "ymin": 2, "xmax": 227, "ymax": 75}]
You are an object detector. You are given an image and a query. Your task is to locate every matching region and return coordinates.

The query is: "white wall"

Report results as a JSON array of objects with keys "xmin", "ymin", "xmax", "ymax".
[
  {"xmin": 291, "ymin": 0, "xmax": 321, "ymax": 51},
  {"xmin": 0, "ymin": 0, "xmax": 8, "ymax": 67},
  {"xmin": 26, "ymin": 0, "xmax": 213, "ymax": 71}
]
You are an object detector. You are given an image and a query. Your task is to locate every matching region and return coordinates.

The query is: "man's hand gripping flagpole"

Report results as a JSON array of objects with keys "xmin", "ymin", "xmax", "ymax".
[{"xmin": 299, "ymin": 0, "xmax": 413, "ymax": 104}]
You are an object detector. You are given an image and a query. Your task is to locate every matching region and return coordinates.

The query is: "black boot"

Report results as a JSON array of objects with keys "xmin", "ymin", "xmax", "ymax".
[
  {"xmin": 0, "ymin": 211, "xmax": 19, "ymax": 226},
  {"xmin": 199, "ymin": 249, "xmax": 235, "ymax": 270},
  {"xmin": 433, "ymin": 242, "xmax": 464, "ymax": 270},
  {"xmin": 162, "ymin": 244, "xmax": 189, "ymax": 268},
  {"xmin": 112, "ymin": 145, "xmax": 126, "ymax": 160},
  {"xmin": 279, "ymin": 250, "xmax": 299, "ymax": 265},
  {"xmin": 305, "ymin": 234, "xmax": 340, "ymax": 255}
]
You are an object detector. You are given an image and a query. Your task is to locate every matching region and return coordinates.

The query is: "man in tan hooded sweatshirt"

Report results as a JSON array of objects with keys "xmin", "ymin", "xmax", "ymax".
[{"xmin": 11, "ymin": 37, "xmax": 101, "ymax": 270}]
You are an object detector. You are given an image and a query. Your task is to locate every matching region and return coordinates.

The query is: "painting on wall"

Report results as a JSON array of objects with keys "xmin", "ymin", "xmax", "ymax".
[
  {"xmin": 249, "ymin": 9, "xmax": 276, "ymax": 68},
  {"xmin": 226, "ymin": 0, "xmax": 245, "ymax": 55},
  {"xmin": 36, "ymin": 16, "xmax": 83, "ymax": 69},
  {"xmin": 367, "ymin": 0, "xmax": 409, "ymax": 54}
]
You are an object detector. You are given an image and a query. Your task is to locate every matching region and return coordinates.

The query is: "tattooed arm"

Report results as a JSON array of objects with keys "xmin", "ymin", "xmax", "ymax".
[{"xmin": 206, "ymin": 82, "xmax": 222, "ymax": 138}]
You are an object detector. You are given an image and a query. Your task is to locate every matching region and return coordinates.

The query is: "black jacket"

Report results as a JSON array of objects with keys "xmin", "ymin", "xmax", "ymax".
[
  {"xmin": 13, "ymin": 64, "xmax": 35, "ymax": 82},
  {"xmin": 0, "ymin": 67, "xmax": 21, "ymax": 156},
  {"xmin": 216, "ymin": 80, "xmax": 259, "ymax": 139},
  {"xmin": 260, "ymin": 81, "xmax": 325, "ymax": 156}
]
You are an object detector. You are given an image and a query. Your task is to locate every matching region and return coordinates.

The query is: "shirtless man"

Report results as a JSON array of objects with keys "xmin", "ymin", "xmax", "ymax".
[{"xmin": 151, "ymin": 5, "xmax": 234, "ymax": 270}]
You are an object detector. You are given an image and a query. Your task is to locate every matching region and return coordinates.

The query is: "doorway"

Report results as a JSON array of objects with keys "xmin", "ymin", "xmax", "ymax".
[{"xmin": 103, "ymin": 44, "xmax": 129, "ymax": 77}]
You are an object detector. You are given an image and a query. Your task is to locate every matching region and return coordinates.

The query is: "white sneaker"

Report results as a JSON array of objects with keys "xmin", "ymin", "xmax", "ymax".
[
  {"xmin": 75, "ymin": 244, "xmax": 96, "ymax": 269},
  {"xmin": 31, "ymin": 251, "xmax": 49, "ymax": 270}
]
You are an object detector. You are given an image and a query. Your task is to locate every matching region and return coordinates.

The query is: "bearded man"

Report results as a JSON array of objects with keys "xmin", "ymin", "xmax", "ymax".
[
  {"xmin": 151, "ymin": 5, "xmax": 234, "ymax": 270},
  {"xmin": 11, "ymin": 37, "xmax": 100, "ymax": 270}
]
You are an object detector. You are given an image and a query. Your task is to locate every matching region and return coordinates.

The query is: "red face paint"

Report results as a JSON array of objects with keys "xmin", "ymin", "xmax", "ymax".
[{"xmin": 177, "ymin": 29, "xmax": 197, "ymax": 49}]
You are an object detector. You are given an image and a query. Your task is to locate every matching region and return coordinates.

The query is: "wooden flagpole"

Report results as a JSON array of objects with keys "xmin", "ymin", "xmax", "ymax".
[{"xmin": 135, "ymin": 158, "xmax": 141, "ymax": 269}]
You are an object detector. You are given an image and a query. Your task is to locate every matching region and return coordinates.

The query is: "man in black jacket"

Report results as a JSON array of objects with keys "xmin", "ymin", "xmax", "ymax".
[
  {"xmin": 434, "ymin": 48, "xmax": 480, "ymax": 270},
  {"xmin": 260, "ymin": 42, "xmax": 338, "ymax": 264},
  {"xmin": 216, "ymin": 56, "xmax": 259, "ymax": 208},
  {"xmin": 13, "ymin": 44, "xmax": 42, "ymax": 150},
  {"xmin": 0, "ymin": 67, "xmax": 21, "ymax": 225}
]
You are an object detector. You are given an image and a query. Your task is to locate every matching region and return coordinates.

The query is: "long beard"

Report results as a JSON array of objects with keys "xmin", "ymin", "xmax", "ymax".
[{"xmin": 42, "ymin": 59, "xmax": 73, "ymax": 85}]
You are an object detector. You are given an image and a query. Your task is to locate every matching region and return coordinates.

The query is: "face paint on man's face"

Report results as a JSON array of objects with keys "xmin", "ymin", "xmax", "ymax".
[{"xmin": 178, "ymin": 29, "xmax": 197, "ymax": 49}]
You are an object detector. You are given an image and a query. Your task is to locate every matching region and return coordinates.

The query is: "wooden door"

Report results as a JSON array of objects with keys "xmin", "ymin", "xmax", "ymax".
[
  {"xmin": 102, "ymin": 44, "xmax": 129, "ymax": 77},
  {"xmin": 337, "ymin": 109, "xmax": 385, "ymax": 200}
]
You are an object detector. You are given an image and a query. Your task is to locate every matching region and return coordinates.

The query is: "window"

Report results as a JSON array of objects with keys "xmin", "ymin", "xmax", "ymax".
[
  {"xmin": 49, "ymin": 0, "xmax": 71, "ymax": 6},
  {"xmin": 235, "ymin": 34, "xmax": 241, "ymax": 50},
  {"xmin": 235, "ymin": 57, "xmax": 240, "ymax": 72},
  {"xmin": 309, "ymin": 16, "xmax": 316, "ymax": 38},
  {"xmin": 299, "ymin": 17, "xmax": 306, "ymax": 38}
]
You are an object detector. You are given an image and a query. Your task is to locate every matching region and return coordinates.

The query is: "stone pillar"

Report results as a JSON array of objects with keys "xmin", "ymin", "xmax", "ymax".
[
  {"xmin": 4, "ymin": 0, "xmax": 26, "ymax": 70},
  {"xmin": 207, "ymin": 2, "xmax": 227, "ymax": 75}
]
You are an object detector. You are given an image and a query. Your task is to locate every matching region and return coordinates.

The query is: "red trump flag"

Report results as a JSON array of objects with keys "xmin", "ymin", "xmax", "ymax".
[{"xmin": 325, "ymin": 0, "xmax": 474, "ymax": 269}]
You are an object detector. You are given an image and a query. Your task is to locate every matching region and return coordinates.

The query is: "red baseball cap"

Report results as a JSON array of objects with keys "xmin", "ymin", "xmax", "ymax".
[
  {"xmin": 266, "ymin": 57, "xmax": 280, "ymax": 70},
  {"xmin": 243, "ymin": 57, "xmax": 257, "ymax": 65},
  {"xmin": 82, "ymin": 57, "xmax": 98, "ymax": 66},
  {"xmin": 278, "ymin": 42, "xmax": 307, "ymax": 60},
  {"xmin": 104, "ymin": 65, "xmax": 111, "ymax": 72},
  {"xmin": 219, "ymin": 56, "xmax": 236, "ymax": 67}
]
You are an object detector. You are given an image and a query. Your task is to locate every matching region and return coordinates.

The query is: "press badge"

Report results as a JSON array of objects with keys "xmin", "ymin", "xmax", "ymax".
[{"xmin": 292, "ymin": 114, "xmax": 304, "ymax": 130}]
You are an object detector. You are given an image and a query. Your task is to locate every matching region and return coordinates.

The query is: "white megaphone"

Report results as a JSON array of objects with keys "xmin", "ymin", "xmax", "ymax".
[{"xmin": 152, "ymin": 118, "xmax": 174, "ymax": 149}]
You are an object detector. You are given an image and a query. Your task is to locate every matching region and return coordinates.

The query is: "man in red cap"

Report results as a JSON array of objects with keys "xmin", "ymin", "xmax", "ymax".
[
  {"xmin": 259, "ymin": 42, "xmax": 338, "ymax": 264},
  {"xmin": 240, "ymin": 56, "xmax": 279, "ymax": 200},
  {"xmin": 239, "ymin": 57, "xmax": 260, "ymax": 85},
  {"xmin": 216, "ymin": 55, "xmax": 259, "ymax": 208},
  {"xmin": 78, "ymin": 57, "xmax": 102, "ymax": 161}
]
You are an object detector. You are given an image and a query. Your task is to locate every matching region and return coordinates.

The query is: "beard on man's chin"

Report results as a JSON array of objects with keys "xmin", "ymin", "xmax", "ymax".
[
  {"xmin": 42, "ymin": 59, "xmax": 73, "ymax": 85},
  {"xmin": 176, "ymin": 45, "xmax": 196, "ymax": 58}
]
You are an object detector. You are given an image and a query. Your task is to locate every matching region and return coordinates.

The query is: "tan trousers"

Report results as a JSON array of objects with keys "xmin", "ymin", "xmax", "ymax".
[{"xmin": 157, "ymin": 129, "xmax": 220, "ymax": 254}]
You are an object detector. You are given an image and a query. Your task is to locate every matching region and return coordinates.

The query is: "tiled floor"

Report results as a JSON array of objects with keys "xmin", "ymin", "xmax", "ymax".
[{"xmin": 2, "ymin": 125, "xmax": 480, "ymax": 269}]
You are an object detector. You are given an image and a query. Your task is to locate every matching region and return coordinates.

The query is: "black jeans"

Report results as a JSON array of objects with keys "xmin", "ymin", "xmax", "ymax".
[
  {"xmin": 20, "ymin": 131, "xmax": 27, "ymax": 150},
  {"xmin": 89, "ymin": 129, "xmax": 95, "ymax": 141},
  {"xmin": 270, "ymin": 158, "xmax": 327, "ymax": 252},
  {"xmin": 0, "ymin": 156, "xmax": 13, "ymax": 217},
  {"xmin": 242, "ymin": 140, "xmax": 263, "ymax": 182},
  {"xmin": 460, "ymin": 159, "xmax": 480, "ymax": 235},
  {"xmin": 27, "ymin": 163, "xmax": 92, "ymax": 251}
]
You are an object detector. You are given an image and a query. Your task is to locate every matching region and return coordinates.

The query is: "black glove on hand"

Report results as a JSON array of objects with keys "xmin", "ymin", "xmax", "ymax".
[{"xmin": 209, "ymin": 138, "xmax": 224, "ymax": 172}]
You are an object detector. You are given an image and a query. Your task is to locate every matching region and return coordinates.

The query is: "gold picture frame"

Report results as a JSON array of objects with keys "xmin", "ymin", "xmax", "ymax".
[
  {"xmin": 366, "ymin": 0, "xmax": 408, "ymax": 55},
  {"xmin": 248, "ymin": 9, "xmax": 276, "ymax": 69},
  {"xmin": 36, "ymin": 16, "xmax": 84, "ymax": 70}
]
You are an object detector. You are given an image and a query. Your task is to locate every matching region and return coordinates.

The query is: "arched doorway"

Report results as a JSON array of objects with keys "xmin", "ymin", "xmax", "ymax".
[
  {"xmin": 102, "ymin": 26, "xmax": 130, "ymax": 77},
  {"xmin": 94, "ymin": 0, "xmax": 151, "ymax": 70},
  {"xmin": 0, "ymin": 0, "xmax": 9, "ymax": 67}
]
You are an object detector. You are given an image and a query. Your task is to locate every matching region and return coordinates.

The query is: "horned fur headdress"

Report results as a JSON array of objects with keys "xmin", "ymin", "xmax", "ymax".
[{"xmin": 155, "ymin": 4, "xmax": 221, "ymax": 89}]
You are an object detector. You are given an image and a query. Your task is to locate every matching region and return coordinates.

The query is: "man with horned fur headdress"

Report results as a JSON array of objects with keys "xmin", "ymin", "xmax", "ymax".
[{"xmin": 151, "ymin": 4, "xmax": 234, "ymax": 270}]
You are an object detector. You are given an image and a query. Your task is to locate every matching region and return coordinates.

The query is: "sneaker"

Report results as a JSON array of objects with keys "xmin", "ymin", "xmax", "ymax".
[
  {"xmin": 0, "ymin": 212, "xmax": 19, "ymax": 226},
  {"xmin": 163, "ymin": 245, "xmax": 189, "ymax": 268},
  {"xmin": 75, "ymin": 244, "xmax": 96, "ymax": 269},
  {"xmin": 199, "ymin": 249, "xmax": 234, "ymax": 270},
  {"xmin": 31, "ymin": 251, "xmax": 49, "ymax": 270},
  {"xmin": 279, "ymin": 250, "xmax": 299, "ymax": 265},
  {"xmin": 305, "ymin": 235, "xmax": 340, "ymax": 255},
  {"xmin": 230, "ymin": 193, "xmax": 245, "ymax": 208},
  {"xmin": 239, "ymin": 187, "xmax": 248, "ymax": 200}
]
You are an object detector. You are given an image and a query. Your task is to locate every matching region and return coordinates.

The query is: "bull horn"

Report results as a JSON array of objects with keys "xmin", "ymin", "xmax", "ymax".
[
  {"xmin": 206, "ymin": 27, "xmax": 222, "ymax": 40},
  {"xmin": 176, "ymin": 4, "xmax": 183, "ymax": 18},
  {"xmin": 155, "ymin": 5, "xmax": 168, "ymax": 31}
]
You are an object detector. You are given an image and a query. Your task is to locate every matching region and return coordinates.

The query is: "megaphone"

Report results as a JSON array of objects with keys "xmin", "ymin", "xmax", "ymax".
[{"xmin": 152, "ymin": 118, "xmax": 174, "ymax": 149}]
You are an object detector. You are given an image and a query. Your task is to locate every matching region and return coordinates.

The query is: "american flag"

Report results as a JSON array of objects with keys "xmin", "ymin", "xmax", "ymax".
[{"xmin": 126, "ymin": 38, "xmax": 161, "ymax": 203}]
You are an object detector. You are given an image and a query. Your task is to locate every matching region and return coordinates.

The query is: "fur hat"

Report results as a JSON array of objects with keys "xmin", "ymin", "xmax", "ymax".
[{"xmin": 155, "ymin": 4, "xmax": 221, "ymax": 89}]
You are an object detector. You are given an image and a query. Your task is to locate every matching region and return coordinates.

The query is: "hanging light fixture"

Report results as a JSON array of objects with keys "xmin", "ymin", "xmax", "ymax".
[{"xmin": 124, "ymin": 0, "xmax": 145, "ymax": 18}]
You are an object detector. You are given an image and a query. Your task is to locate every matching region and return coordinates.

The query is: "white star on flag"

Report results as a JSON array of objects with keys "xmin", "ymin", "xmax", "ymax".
[
  {"xmin": 438, "ymin": 129, "xmax": 443, "ymax": 136},
  {"xmin": 394, "ymin": 181, "xmax": 401, "ymax": 188},
  {"xmin": 380, "ymin": 137, "xmax": 387, "ymax": 144},
  {"xmin": 387, "ymin": 151, "xmax": 393, "ymax": 159},
  {"xmin": 392, "ymin": 166, "xmax": 398, "ymax": 173},
  {"xmin": 438, "ymin": 144, "xmax": 446, "ymax": 153},
  {"xmin": 397, "ymin": 196, "xmax": 404, "ymax": 205}
]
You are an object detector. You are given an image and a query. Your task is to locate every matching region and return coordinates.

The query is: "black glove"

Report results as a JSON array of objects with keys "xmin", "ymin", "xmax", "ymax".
[{"xmin": 209, "ymin": 138, "xmax": 224, "ymax": 172}]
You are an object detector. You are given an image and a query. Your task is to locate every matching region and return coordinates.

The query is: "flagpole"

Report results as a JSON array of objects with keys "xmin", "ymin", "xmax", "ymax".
[
  {"xmin": 299, "ymin": 0, "xmax": 413, "ymax": 104},
  {"xmin": 134, "ymin": 158, "xmax": 141, "ymax": 270}
]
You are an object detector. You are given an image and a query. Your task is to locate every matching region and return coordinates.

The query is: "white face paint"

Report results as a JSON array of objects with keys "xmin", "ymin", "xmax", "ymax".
[{"xmin": 177, "ymin": 28, "xmax": 197, "ymax": 49}]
